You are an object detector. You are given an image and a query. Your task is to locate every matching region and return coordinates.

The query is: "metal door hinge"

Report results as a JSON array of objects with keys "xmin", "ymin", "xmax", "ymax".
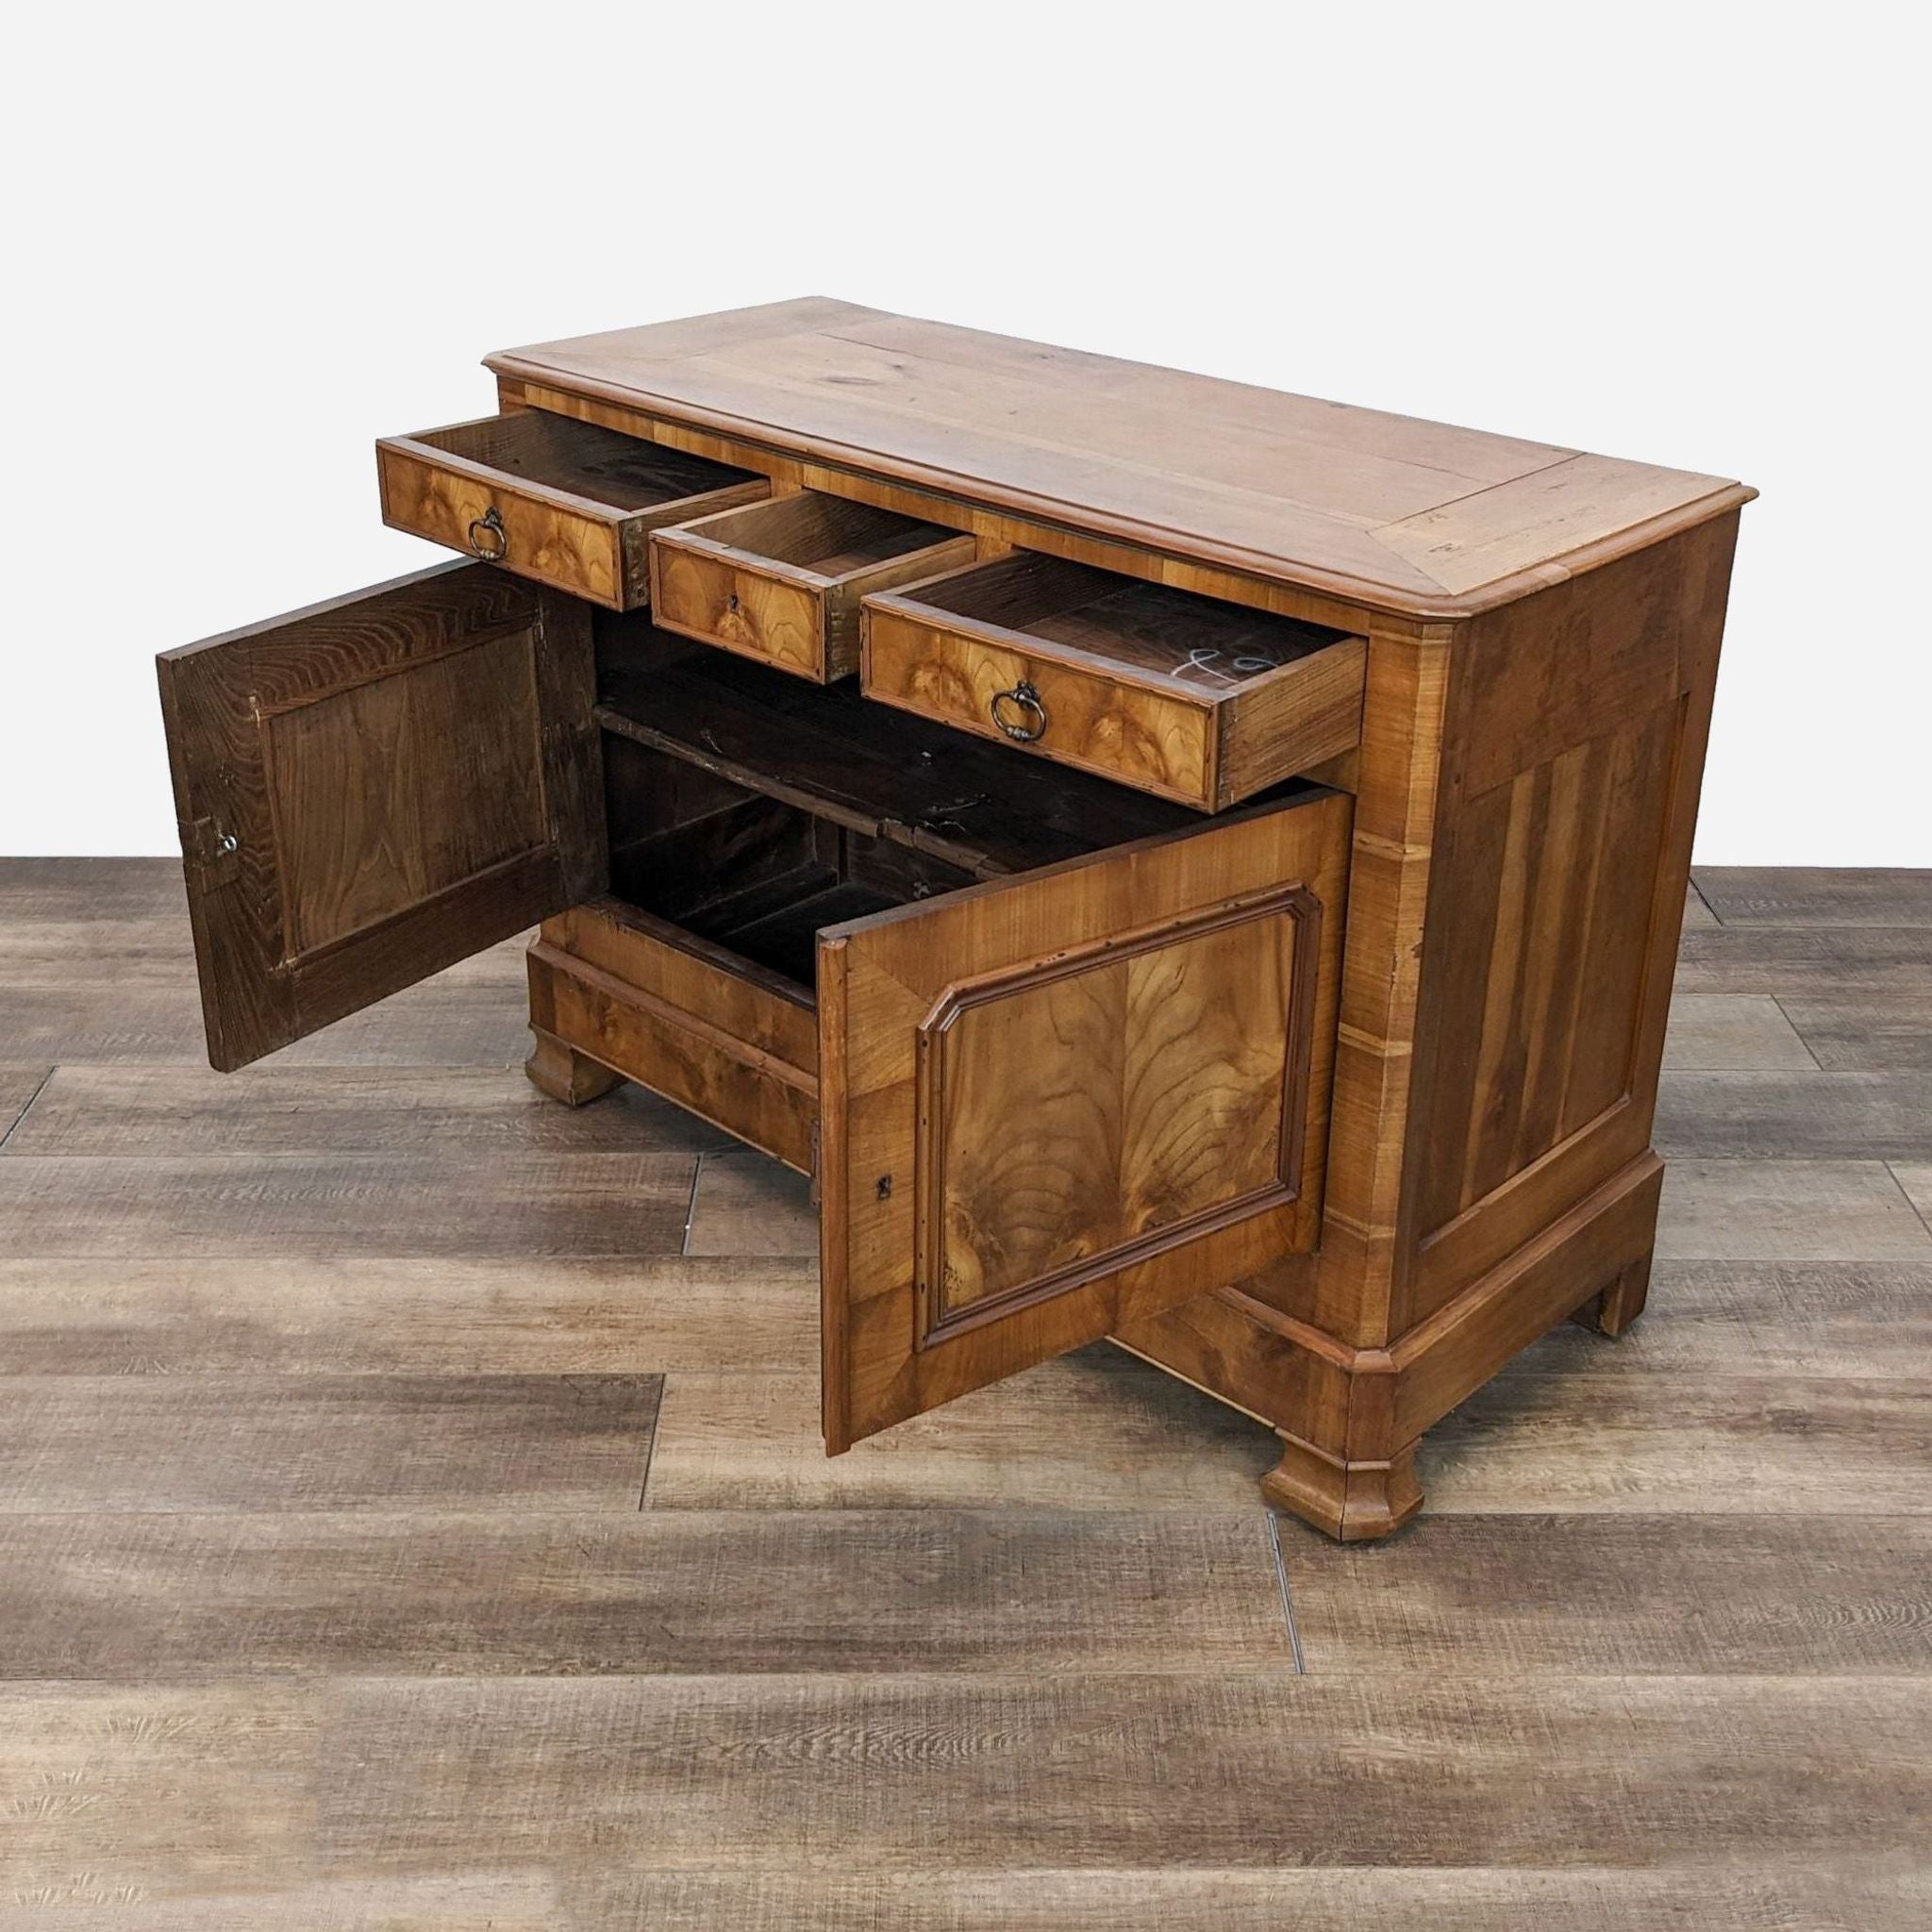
[{"xmin": 808, "ymin": 1117, "xmax": 823, "ymax": 1208}]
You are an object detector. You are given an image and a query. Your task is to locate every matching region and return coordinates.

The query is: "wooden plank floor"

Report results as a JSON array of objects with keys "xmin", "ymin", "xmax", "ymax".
[{"xmin": 0, "ymin": 859, "xmax": 1927, "ymax": 1928}]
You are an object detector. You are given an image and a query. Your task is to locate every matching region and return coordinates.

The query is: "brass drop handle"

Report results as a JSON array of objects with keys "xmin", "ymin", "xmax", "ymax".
[
  {"xmin": 467, "ymin": 506, "xmax": 508, "ymax": 560},
  {"xmin": 990, "ymin": 680, "xmax": 1047, "ymax": 742}
]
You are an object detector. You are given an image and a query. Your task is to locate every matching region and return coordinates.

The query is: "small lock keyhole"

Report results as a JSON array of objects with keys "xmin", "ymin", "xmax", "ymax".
[
  {"xmin": 726, "ymin": 592, "xmax": 741, "ymax": 613},
  {"xmin": 875, "ymin": 1174, "xmax": 893, "ymax": 1201}
]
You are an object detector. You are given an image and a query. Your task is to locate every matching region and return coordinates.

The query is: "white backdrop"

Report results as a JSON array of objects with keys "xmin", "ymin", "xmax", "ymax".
[{"xmin": 3, "ymin": 4, "xmax": 1923, "ymax": 861}]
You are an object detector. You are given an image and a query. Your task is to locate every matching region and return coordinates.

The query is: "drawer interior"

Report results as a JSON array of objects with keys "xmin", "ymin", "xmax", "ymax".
[
  {"xmin": 874, "ymin": 552, "xmax": 1348, "ymax": 694},
  {"xmin": 668, "ymin": 491, "xmax": 967, "ymax": 582},
  {"xmin": 407, "ymin": 412, "xmax": 759, "ymax": 514}
]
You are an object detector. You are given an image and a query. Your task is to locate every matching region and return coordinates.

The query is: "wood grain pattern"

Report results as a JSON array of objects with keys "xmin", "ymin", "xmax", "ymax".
[
  {"xmin": 0, "ymin": 1374, "xmax": 659, "ymax": 1511},
  {"xmin": 498, "ymin": 1865, "xmax": 1932, "ymax": 1932},
  {"xmin": 0, "ymin": 1875, "xmax": 560, "ymax": 1930},
  {"xmin": 1656, "ymin": 1071, "xmax": 1932, "ymax": 1158},
  {"xmin": 1693, "ymin": 868, "xmax": 1932, "ymax": 927},
  {"xmin": 820, "ymin": 791, "xmax": 1351, "ymax": 1449},
  {"xmin": 685, "ymin": 1151, "xmax": 818, "ymax": 1257},
  {"xmin": 488, "ymin": 300, "xmax": 1751, "ymax": 617},
  {"xmin": 1579, "ymin": 1257, "xmax": 1932, "ymax": 1378},
  {"xmin": 378, "ymin": 411, "xmax": 766, "ymax": 609},
  {"xmin": 2, "ymin": 1865, "xmax": 1916, "ymax": 1932},
  {"xmin": 0, "ymin": 1062, "xmax": 724, "ymax": 1155},
  {"xmin": 921, "ymin": 889, "xmax": 1310, "ymax": 1331},
  {"xmin": 1655, "ymin": 1158, "xmax": 1932, "ymax": 1260},
  {"xmin": 0, "ymin": 975, "xmax": 536, "ymax": 1066},
  {"xmin": 1410, "ymin": 704, "xmax": 1678, "ymax": 1241},
  {"xmin": 4, "ymin": 860, "xmax": 1928, "ymax": 1923},
  {"xmin": 1660, "ymin": 992, "xmax": 1816, "ymax": 1070},
  {"xmin": 0, "ymin": 1255, "xmax": 821, "ymax": 1374},
  {"xmin": 0, "ymin": 1067, "xmax": 46, "ymax": 1143},
  {"xmin": 1391, "ymin": 513, "xmax": 1739, "ymax": 1331},
  {"xmin": 1779, "ymin": 995, "xmax": 1932, "ymax": 1070},
  {"xmin": 862, "ymin": 552, "xmax": 1364, "ymax": 808},
  {"xmin": 528, "ymin": 903, "xmax": 819, "ymax": 1175},
  {"xmin": 0, "ymin": 1151, "xmax": 697, "ymax": 1257},
  {"xmin": 864, "ymin": 595, "xmax": 1217, "ymax": 805},
  {"xmin": 1289, "ymin": 1514, "xmax": 1932, "ymax": 1674},
  {"xmin": 1675, "ymin": 924, "xmax": 1932, "ymax": 996},
  {"xmin": 1424, "ymin": 1371, "xmax": 1932, "ymax": 1516},
  {"xmin": 647, "ymin": 1355, "xmax": 1271, "ymax": 1510},
  {"xmin": 0, "ymin": 1507, "xmax": 1288, "ymax": 1678},
  {"xmin": 312, "ymin": 1672, "xmax": 1932, "ymax": 1868},
  {"xmin": 0, "ymin": 1683, "xmax": 316, "ymax": 1904},
  {"xmin": 158, "ymin": 562, "xmax": 604, "ymax": 1070},
  {"xmin": 650, "ymin": 491, "xmax": 974, "ymax": 680}
]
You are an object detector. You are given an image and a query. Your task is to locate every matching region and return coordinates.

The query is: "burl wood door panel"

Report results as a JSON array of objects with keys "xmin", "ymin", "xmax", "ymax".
[
  {"xmin": 817, "ymin": 787, "xmax": 1352, "ymax": 1450},
  {"xmin": 158, "ymin": 560, "xmax": 605, "ymax": 1070}
]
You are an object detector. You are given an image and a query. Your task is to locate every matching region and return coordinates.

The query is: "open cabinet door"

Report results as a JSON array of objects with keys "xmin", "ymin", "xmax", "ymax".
[
  {"xmin": 817, "ymin": 787, "xmax": 1352, "ymax": 1451},
  {"xmin": 158, "ymin": 561, "xmax": 605, "ymax": 1070}
]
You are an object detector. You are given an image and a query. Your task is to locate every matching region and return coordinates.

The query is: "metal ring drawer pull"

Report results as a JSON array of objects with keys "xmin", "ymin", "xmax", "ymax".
[
  {"xmin": 990, "ymin": 680, "xmax": 1047, "ymax": 742},
  {"xmin": 467, "ymin": 507, "xmax": 508, "ymax": 560}
]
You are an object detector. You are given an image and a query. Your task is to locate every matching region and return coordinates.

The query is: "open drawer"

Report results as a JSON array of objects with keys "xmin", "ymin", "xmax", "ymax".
[
  {"xmin": 862, "ymin": 552, "xmax": 1368, "ymax": 809},
  {"xmin": 159, "ymin": 573, "xmax": 1350, "ymax": 1457},
  {"xmin": 648, "ymin": 490, "xmax": 975, "ymax": 681},
  {"xmin": 377, "ymin": 411, "xmax": 767, "ymax": 610}
]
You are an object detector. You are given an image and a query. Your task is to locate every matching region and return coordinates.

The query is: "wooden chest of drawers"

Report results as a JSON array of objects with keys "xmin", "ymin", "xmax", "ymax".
[{"xmin": 158, "ymin": 298, "xmax": 1753, "ymax": 1540}]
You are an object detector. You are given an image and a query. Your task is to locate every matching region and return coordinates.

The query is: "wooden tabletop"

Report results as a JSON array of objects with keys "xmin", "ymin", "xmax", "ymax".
[{"xmin": 489, "ymin": 298, "xmax": 1752, "ymax": 620}]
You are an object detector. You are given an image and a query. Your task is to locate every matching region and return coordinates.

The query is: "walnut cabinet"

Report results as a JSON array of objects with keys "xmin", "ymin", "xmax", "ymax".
[{"xmin": 158, "ymin": 301, "xmax": 1753, "ymax": 1539}]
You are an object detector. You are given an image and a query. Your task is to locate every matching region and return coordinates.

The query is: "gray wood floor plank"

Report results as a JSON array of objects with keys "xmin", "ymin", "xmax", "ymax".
[
  {"xmin": 646, "ymin": 1352, "xmax": 1274, "ymax": 1510},
  {"xmin": 1659, "ymin": 992, "xmax": 1815, "ymax": 1070},
  {"xmin": 1679, "ymin": 879, "xmax": 1718, "ymax": 927},
  {"xmin": 0, "ymin": 983, "xmax": 535, "ymax": 1066},
  {"xmin": 556, "ymin": 1864, "xmax": 1930, "ymax": 1932},
  {"xmin": 1693, "ymin": 866, "xmax": 1932, "ymax": 926},
  {"xmin": 0, "ymin": 1876, "xmax": 559, "ymax": 1928},
  {"xmin": 307, "ymin": 1673, "xmax": 1932, "ymax": 1871},
  {"xmin": 1674, "ymin": 925, "xmax": 1932, "ymax": 996},
  {"xmin": 2, "ymin": 858, "xmax": 1927, "ymax": 1918},
  {"xmin": 0, "ymin": 1375, "xmax": 659, "ymax": 1513},
  {"xmin": 683, "ymin": 1150, "xmax": 818, "ymax": 1257},
  {"xmin": 1781, "ymin": 994, "xmax": 1932, "ymax": 1069},
  {"xmin": 1, "ymin": 1064, "xmax": 726, "ymax": 1158},
  {"xmin": 1655, "ymin": 1158, "xmax": 1932, "ymax": 1259},
  {"xmin": 1, "ymin": 1865, "xmax": 1915, "ymax": 1932},
  {"xmin": 0, "ymin": 1682, "xmax": 316, "ymax": 1905},
  {"xmin": 0, "ymin": 1067, "xmax": 49, "ymax": 1144},
  {"xmin": 4, "ymin": 1675, "xmax": 1924, "ymax": 1916},
  {"xmin": 1589, "ymin": 1258, "xmax": 1931, "ymax": 1377},
  {"xmin": 1286, "ymin": 1513, "xmax": 1932, "ymax": 1674},
  {"xmin": 0, "ymin": 921, "xmax": 525, "ymax": 992},
  {"xmin": 0, "ymin": 1508, "xmax": 1287, "ymax": 1679},
  {"xmin": 1655, "ymin": 1071, "xmax": 1932, "ymax": 1159},
  {"xmin": 0, "ymin": 1256, "xmax": 820, "ymax": 1375},
  {"xmin": 1421, "ymin": 1368, "xmax": 1931, "ymax": 1516},
  {"xmin": 1890, "ymin": 1163, "xmax": 1932, "ymax": 1234},
  {"xmin": 0, "ymin": 857, "xmax": 191, "ymax": 920},
  {"xmin": 0, "ymin": 1152, "xmax": 697, "ymax": 1258}
]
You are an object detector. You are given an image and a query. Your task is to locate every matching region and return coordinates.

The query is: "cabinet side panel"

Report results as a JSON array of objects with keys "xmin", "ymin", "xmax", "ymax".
[{"xmin": 1395, "ymin": 513, "xmax": 1740, "ymax": 1331}]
